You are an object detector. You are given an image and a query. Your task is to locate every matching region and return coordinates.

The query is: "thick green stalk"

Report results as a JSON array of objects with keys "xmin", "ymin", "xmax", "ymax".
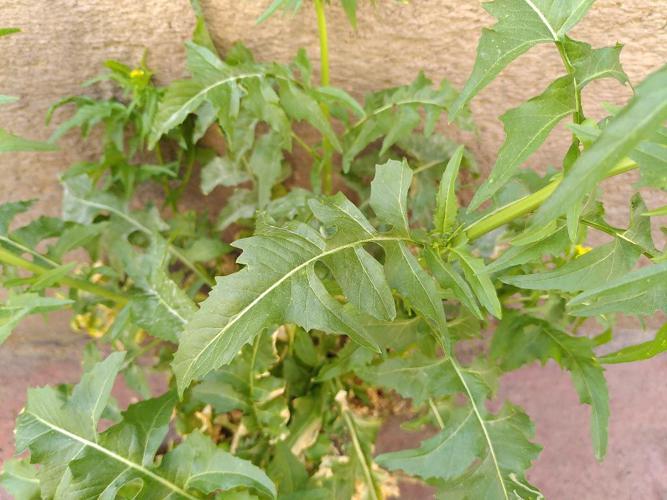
[
  {"xmin": 314, "ymin": 0, "xmax": 333, "ymax": 194},
  {"xmin": 464, "ymin": 157, "xmax": 637, "ymax": 240},
  {"xmin": 314, "ymin": 0, "xmax": 330, "ymax": 87},
  {"xmin": 0, "ymin": 246, "xmax": 128, "ymax": 304},
  {"xmin": 0, "ymin": 156, "xmax": 638, "ymax": 306}
]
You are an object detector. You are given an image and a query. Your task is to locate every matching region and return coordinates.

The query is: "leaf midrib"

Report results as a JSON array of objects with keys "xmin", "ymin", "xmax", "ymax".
[
  {"xmin": 352, "ymin": 247, "xmax": 394, "ymax": 318},
  {"xmin": 374, "ymin": 358, "xmax": 448, "ymax": 375},
  {"xmin": 396, "ymin": 243, "xmax": 445, "ymax": 329},
  {"xmin": 323, "ymin": 201, "xmax": 393, "ymax": 317},
  {"xmin": 522, "ymin": 0, "xmax": 558, "ymax": 40},
  {"xmin": 347, "ymin": 98, "xmax": 449, "ymax": 134},
  {"xmin": 144, "ymin": 289, "xmax": 188, "ymax": 325},
  {"xmin": 541, "ymin": 327, "xmax": 605, "ymax": 456},
  {"xmin": 65, "ymin": 197, "xmax": 192, "ymax": 325},
  {"xmin": 449, "ymin": 358, "xmax": 509, "ymax": 500},
  {"xmin": 67, "ymin": 194, "xmax": 212, "ymax": 285},
  {"xmin": 179, "ymin": 235, "xmax": 410, "ymax": 386},
  {"xmin": 569, "ymin": 262, "xmax": 667, "ymax": 305},
  {"xmin": 28, "ymin": 412, "xmax": 197, "ymax": 500},
  {"xmin": 90, "ymin": 396, "xmax": 177, "ymax": 497},
  {"xmin": 183, "ymin": 470, "xmax": 267, "ymax": 491},
  {"xmin": 512, "ymin": 241, "xmax": 618, "ymax": 284},
  {"xmin": 496, "ymin": 106, "xmax": 574, "ymax": 179},
  {"xmin": 0, "ymin": 235, "xmax": 60, "ymax": 268},
  {"xmin": 420, "ymin": 411, "xmax": 475, "ymax": 472},
  {"xmin": 157, "ymin": 73, "xmax": 263, "ymax": 136}
]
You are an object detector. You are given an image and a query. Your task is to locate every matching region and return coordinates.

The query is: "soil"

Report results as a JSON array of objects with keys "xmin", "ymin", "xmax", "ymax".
[{"xmin": 1, "ymin": 316, "xmax": 666, "ymax": 499}]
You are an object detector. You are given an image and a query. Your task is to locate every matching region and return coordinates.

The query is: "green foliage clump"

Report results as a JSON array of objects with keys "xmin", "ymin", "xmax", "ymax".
[{"xmin": 2, "ymin": 1, "xmax": 667, "ymax": 498}]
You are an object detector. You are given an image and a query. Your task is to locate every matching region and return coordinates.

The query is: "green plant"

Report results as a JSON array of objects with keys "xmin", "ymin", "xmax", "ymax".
[{"xmin": 1, "ymin": 1, "xmax": 667, "ymax": 498}]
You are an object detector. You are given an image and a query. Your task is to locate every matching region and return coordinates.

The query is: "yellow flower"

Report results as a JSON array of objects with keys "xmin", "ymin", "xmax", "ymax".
[
  {"xmin": 129, "ymin": 68, "xmax": 145, "ymax": 79},
  {"xmin": 574, "ymin": 244, "xmax": 592, "ymax": 257},
  {"xmin": 70, "ymin": 304, "xmax": 117, "ymax": 338}
]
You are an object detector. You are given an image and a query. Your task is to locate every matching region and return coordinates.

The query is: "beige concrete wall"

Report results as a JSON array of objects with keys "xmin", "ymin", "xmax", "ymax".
[
  {"xmin": 0, "ymin": 0, "xmax": 194, "ymax": 215},
  {"xmin": 1, "ymin": 0, "xmax": 666, "ymax": 222}
]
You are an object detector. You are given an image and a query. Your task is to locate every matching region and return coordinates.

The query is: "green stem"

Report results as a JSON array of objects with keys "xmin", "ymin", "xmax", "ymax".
[
  {"xmin": 557, "ymin": 41, "xmax": 585, "ymax": 174},
  {"xmin": 337, "ymin": 391, "xmax": 382, "ymax": 500},
  {"xmin": 247, "ymin": 334, "xmax": 264, "ymax": 432},
  {"xmin": 121, "ymin": 338, "xmax": 163, "ymax": 370},
  {"xmin": 412, "ymin": 159, "xmax": 444, "ymax": 175},
  {"xmin": 557, "ymin": 42, "xmax": 584, "ymax": 124},
  {"xmin": 464, "ymin": 157, "xmax": 637, "ymax": 241},
  {"xmin": 173, "ymin": 149, "xmax": 196, "ymax": 208},
  {"xmin": 292, "ymin": 131, "xmax": 320, "ymax": 160},
  {"xmin": 0, "ymin": 236, "xmax": 60, "ymax": 268},
  {"xmin": 248, "ymin": 334, "xmax": 260, "ymax": 399},
  {"xmin": 0, "ymin": 153, "xmax": 638, "ymax": 308},
  {"xmin": 428, "ymin": 398, "xmax": 445, "ymax": 429},
  {"xmin": 155, "ymin": 142, "xmax": 165, "ymax": 165},
  {"xmin": 0, "ymin": 246, "xmax": 128, "ymax": 304},
  {"xmin": 314, "ymin": 0, "xmax": 330, "ymax": 87},
  {"xmin": 314, "ymin": 0, "xmax": 333, "ymax": 194}
]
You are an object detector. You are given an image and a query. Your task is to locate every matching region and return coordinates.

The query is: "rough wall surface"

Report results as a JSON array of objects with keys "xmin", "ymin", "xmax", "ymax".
[
  {"xmin": 1, "ymin": 0, "xmax": 666, "ymax": 221},
  {"xmin": 0, "ymin": 0, "xmax": 194, "ymax": 215}
]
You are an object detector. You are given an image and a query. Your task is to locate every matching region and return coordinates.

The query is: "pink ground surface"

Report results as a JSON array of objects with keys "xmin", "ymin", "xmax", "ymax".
[{"xmin": 2, "ymin": 316, "xmax": 666, "ymax": 499}]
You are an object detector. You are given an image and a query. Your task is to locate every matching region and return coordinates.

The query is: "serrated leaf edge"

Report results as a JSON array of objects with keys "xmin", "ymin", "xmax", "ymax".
[
  {"xmin": 175, "ymin": 235, "xmax": 408, "ymax": 393},
  {"xmin": 24, "ymin": 412, "xmax": 198, "ymax": 500}
]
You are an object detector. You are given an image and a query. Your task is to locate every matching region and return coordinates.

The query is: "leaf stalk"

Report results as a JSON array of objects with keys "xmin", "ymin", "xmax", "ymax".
[
  {"xmin": 0, "ymin": 246, "xmax": 127, "ymax": 304},
  {"xmin": 463, "ymin": 157, "xmax": 637, "ymax": 240},
  {"xmin": 336, "ymin": 389, "xmax": 382, "ymax": 500}
]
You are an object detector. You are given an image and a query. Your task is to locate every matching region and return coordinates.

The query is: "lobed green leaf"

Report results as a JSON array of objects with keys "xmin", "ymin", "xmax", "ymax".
[{"xmin": 533, "ymin": 64, "xmax": 667, "ymax": 227}]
